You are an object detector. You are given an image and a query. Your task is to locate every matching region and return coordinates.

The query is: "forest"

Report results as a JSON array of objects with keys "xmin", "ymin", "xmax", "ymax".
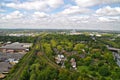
[
  {"xmin": 4, "ymin": 33, "xmax": 120, "ymax": 80},
  {"xmin": 0, "ymin": 36, "xmax": 35, "ymax": 43}
]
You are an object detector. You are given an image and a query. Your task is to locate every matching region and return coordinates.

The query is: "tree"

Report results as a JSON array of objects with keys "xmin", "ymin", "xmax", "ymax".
[
  {"xmin": 30, "ymin": 74, "xmax": 36, "ymax": 80},
  {"xmin": 43, "ymin": 43, "xmax": 53, "ymax": 57},
  {"xmin": 58, "ymin": 69, "xmax": 69, "ymax": 80},
  {"xmin": 65, "ymin": 42, "xmax": 73, "ymax": 51},
  {"xmin": 57, "ymin": 45, "xmax": 63, "ymax": 52},
  {"xmin": 19, "ymin": 67, "xmax": 29, "ymax": 80},
  {"xmin": 50, "ymin": 39, "xmax": 57, "ymax": 48},
  {"xmin": 98, "ymin": 66, "xmax": 111, "ymax": 76},
  {"xmin": 73, "ymin": 43, "xmax": 85, "ymax": 51}
]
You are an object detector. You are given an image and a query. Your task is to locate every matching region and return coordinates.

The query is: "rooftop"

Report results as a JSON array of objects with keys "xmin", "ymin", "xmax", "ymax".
[
  {"xmin": 0, "ymin": 62, "xmax": 12, "ymax": 73},
  {"xmin": 0, "ymin": 42, "xmax": 32, "ymax": 50}
]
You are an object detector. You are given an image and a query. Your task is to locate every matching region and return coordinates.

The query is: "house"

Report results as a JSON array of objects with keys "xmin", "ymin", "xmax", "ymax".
[
  {"xmin": 70, "ymin": 58, "xmax": 77, "ymax": 69},
  {"xmin": 55, "ymin": 54, "xmax": 65, "ymax": 64},
  {"xmin": 96, "ymin": 34, "xmax": 101, "ymax": 37},
  {"xmin": 0, "ymin": 42, "xmax": 32, "ymax": 53},
  {"xmin": 71, "ymin": 62, "xmax": 76, "ymax": 68},
  {"xmin": 8, "ymin": 33, "xmax": 36, "ymax": 37},
  {"xmin": 7, "ymin": 41, "xmax": 11, "ymax": 44}
]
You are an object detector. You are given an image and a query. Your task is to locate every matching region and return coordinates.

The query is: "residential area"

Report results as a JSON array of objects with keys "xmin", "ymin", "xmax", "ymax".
[{"xmin": 0, "ymin": 30, "xmax": 120, "ymax": 80}]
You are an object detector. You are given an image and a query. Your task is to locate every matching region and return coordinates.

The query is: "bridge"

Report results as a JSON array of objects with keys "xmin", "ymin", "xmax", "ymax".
[
  {"xmin": 107, "ymin": 46, "xmax": 120, "ymax": 53},
  {"xmin": 107, "ymin": 46, "xmax": 120, "ymax": 66}
]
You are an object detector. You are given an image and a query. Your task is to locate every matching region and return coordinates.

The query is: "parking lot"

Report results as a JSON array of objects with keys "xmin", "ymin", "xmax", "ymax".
[{"xmin": 0, "ymin": 52, "xmax": 24, "ymax": 73}]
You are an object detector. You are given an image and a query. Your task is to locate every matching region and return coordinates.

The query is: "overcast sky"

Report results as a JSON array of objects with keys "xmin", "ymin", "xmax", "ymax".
[{"xmin": 0, "ymin": 0, "xmax": 120, "ymax": 30}]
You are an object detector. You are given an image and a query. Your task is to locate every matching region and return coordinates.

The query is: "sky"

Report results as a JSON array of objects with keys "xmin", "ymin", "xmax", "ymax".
[{"xmin": 0, "ymin": 0, "xmax": 120, "ymax": 30}]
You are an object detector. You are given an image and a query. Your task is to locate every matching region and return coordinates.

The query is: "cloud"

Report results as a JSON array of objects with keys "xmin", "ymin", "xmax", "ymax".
[
  {"xmin": 60, "ymin": 6, "xmax": 92, "ymax": 15},
  {"xmin": 98, "ymin": 16, "xmax": 119, "ymax": 22},
  {"xmin": 0, "ymin": 13, "xmax": 120, "ymax": 30},
  {"xmin": 98, "ymin": 17, "xmax": 113, "ymax": 22},
  {"xmin": 0, "ymin": 0, "xmax": 120, "ymax": 30},
  {"xmin": 75, "ymin": 0, "xmax": 100, "ymax": 7},
  {"xmin": 2, "ymin": 11, "xmax": 23, "ymax": 19},
  {"xmin": 4, "ymin": 0, "xmax": 64, "ymax": 11},
  {"xmin": 32, "ymin": 12, "xmax": 49, "ymax": 18},
  {"xmin": 0, "ymin": 9, "xmax": 5, "ymax": 12},
  {"xmin": 48, "ymin": 0, "xmax": 64, "ymax": 8},
  {"xmin": 96, "ymin": 6, "xmax": 120, "ymax": 16},
  {"xmin": 74, "ymin": 0, "xmax": 120, "ymax": 7}
]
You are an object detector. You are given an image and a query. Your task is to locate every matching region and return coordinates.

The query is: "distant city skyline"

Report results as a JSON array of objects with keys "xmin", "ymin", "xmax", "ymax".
[{"xmin": 0, "ymin": 0, "xmax": 120, "ymax": 30}]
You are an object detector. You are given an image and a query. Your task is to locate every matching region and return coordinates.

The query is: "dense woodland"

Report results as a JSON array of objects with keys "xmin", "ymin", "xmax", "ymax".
[
  {"xmin": 3, "ymin": 34, "xmax": 120, "ymax": 80},
  {"xmin": 0, "ymin": 36, "xmax": 35, "ymax": 43}
]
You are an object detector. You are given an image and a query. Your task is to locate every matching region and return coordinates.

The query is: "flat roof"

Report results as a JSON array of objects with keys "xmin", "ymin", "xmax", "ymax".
[
  {"xmin": 0, "ymin": 62, "xmax": 12, "ymax": 73},
  {"xmin": 0, "ymin": 42, "xmax": 32, "ymax": 50}
]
